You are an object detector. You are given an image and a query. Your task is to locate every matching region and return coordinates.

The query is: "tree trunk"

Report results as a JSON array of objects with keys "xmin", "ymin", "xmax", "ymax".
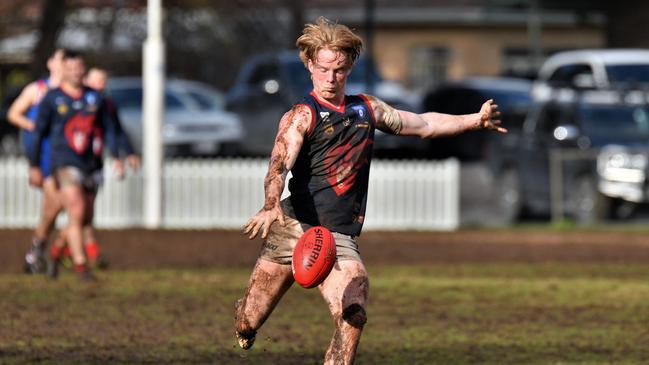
[{"xmin": 31, "ymin": 0, "xmax": 67, "ymax": 78}]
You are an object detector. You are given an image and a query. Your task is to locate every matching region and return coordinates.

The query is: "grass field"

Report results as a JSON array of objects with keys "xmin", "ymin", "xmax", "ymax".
[{"xmin": 2, "ymin": 262, "xmax": 649, "ymax": 364}]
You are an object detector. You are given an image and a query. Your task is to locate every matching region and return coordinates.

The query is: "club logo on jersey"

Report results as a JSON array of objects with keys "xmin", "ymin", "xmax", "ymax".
[
  {"xmin": 320, "ymin": 111, "xmax": 330, "ymax": 121},
  {"xmin": 325, "ymin": 138, "xmax": 373, "ymax": 196},
  {"xmin": 342, "ymin": 118, "xmax": 351, "ymax": 127},
  {"xmin": 64, "ymin": 113, "xmax": 96, "ymax": 154},
  {"xmin": 57, "ymin": 103, "xmax": 69, "ymax": 115},
  {"xmin": 324, "ymin": 123, "xmax": 334, "ymax": 136},
  {"xmin": 72, "ymin": 100, "xmax": 83, "ymax": 110},
  {"xmin": 352, "ymin": 105, "xmax": 365, "ymax": 118}
]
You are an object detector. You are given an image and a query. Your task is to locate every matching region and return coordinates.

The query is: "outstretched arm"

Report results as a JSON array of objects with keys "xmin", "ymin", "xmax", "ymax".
[
  {"xmin": 243, "ymin": 104, "xmax": 312, "ymax": 240},
  {"xmin": 363, "ymin": 94, "xmax": 505, "ymax": 138}
]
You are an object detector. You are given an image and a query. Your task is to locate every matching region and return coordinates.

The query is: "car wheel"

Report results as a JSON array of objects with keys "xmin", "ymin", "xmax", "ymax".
[
  {"xmin": 571, "ymin": 176, "xmax": 610, "ymax": 225},
  {"xmin": 494, "ymin": 168, "xmax": 522, "ymax": 224}
]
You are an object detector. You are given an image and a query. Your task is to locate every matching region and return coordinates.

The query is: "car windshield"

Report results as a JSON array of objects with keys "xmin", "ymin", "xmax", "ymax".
[
  {"xmin": 481, "ymin": 89, "xmax": 530, "ymax": 110},
  {"xmin": 285, "ymin": 57, "xmax": 382, "ymax": 95},
  {"xmin": 606, "ymin": 65, "xmax": 649, "ymax": 84},
  {"xmin": 109, "ymin": 87, "xmax": 143, "ymax": 109},
  {"xmin": 579, "ymin": 104, "xmax": 649, "ymax": 139},
  {"xmin": 109, "ymin": 86, "xmax": 187, "ymax": 110},
  {"xmin": 186, "ymin": 90, "xmax": 225, "ymax": 110}
]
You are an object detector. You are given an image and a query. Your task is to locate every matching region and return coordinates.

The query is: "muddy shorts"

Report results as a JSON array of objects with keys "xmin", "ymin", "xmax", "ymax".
[
  {"xmin": 260, "ymin": 215, "xmax": 362, "ymax": 265},
  {"xmin": 55, "ymin": 166, "xmax": 103, "ymax": 193}
]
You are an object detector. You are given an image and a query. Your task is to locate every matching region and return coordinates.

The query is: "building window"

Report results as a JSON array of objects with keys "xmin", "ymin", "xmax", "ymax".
[{"xmin": 409, "ymin": 47, "xmax": 449, "ymax": 91}]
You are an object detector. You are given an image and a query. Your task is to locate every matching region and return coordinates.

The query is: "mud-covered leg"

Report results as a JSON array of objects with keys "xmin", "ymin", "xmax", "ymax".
[
  {"xmin": 319, "ymin": 260, "xmax": 369, "ymax": 365},
  {"xmin": 235, "ymin": 258, "xmax": 294, "ymax": 349}
]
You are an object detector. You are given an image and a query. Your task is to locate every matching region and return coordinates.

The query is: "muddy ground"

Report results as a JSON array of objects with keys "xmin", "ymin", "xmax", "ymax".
[{"xmin": 2, "ymin": 228, "xmax": 649, "ymax": 272}]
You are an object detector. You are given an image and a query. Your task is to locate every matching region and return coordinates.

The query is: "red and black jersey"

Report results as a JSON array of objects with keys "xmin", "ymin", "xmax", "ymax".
[
  {"xmin": 28, "ymin": 86, "xmax": 118, "ymax": 174},
  {"xmin": 281, "ymin": 91, "xmax": 376, "ymax": 236}
]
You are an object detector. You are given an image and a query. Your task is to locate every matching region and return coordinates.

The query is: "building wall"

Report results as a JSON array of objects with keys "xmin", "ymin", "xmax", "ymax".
[{"xmin": 372, "ymin": 25, "xmax": 604, "ymax": 89}]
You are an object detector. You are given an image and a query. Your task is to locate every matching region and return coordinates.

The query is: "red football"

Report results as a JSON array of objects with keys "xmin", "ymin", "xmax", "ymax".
[{"xmin": 292, "ymin": 226, "xmax": 336, "ymax": 288}]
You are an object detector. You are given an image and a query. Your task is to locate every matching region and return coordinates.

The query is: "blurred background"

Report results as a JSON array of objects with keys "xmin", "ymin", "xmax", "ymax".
[{"xmin": 2, "ymin": 0, "xmax": 649, "ymax": 229}]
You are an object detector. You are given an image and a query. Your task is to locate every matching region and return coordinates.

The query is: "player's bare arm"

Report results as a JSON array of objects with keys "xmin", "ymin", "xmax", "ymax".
[
  {"xmin": 7, "ymin": 83, "xmax": 39, "ymax": 131},
  {"xmin": 364, "ymin": 94, "xmax": 505, "ymax": 138},
  {"xmin": 243, "ymin": 104, "xmax": 312, "ymax": 240}
]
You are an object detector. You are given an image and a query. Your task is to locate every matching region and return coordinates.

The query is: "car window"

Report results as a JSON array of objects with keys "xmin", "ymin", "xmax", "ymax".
[
  {"xmin": 548, "ymin": 64, "xmax": 593, "ymax": 85},
  {"xmin": 165, "ymin": 92, "xmax": 185, "ymax": 110},
  {"xmin": 109, "ymin": 87, "xmax": 143, "ymax": 109},
  {"xmin": 606, "ymin": 65, "xmax": 649, "ymax": 83},
  {"xmin": 186, "ymin": 90, "xmax": 224, "ymax": 110},
  {"xmin": 537, "ymin": 103, "xmax": 563, "ymax": 133},
  {"xmin": 248, "ymin": 62, "xmax": 280, "ymax": 85},
  {"xmin": 579, "ymin": 105, "xmax": 649, "ymax": 139}
]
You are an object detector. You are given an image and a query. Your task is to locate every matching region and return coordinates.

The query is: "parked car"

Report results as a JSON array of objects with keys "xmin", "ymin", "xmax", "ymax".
[
  {"xmin": 532, "ymin": 49, "xmax": 649, "ymax": 101},
  {"xmin": 226, "ymin": 51, "xmax": 422, "ymax": 156},
  {"xmin": 488, "ymin": 89, "xmax": 649, "ymax": 224},
  {"xmin": 107, "ymin": 78, "xmax": 244, "ymax": 156},
  {"xmin": 422, "ymin": 77, "xmax": 532, "ymax": 160}
]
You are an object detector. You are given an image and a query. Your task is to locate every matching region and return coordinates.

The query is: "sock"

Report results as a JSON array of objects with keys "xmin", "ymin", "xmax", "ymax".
[
  {"xmin": 31, "ymin": 236, "xmax": 45, "ymax": 249},
  {"xmin": 50, "ymin": 245, "xmax": 64, "ymax": 260},
  {"xmin": 74, "ymin": 264, "xmax": 87, "ymax": 273},
  {"xmin": 62, "ymin": 246, "xmax": 72, "ymax": 258},
  {"xmin": 85, "ymin": 241, "xmax": 100, "ymax": 261}
]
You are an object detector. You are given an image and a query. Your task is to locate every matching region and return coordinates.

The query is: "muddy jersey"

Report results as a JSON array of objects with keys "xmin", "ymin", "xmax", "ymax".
[
  {"xmin": 28, "ymin": 86, "xmax": 117, "ymax": 174},
  {"xmin": 281, "ymin": 91, "xmax": 376, "ymax": 236}
]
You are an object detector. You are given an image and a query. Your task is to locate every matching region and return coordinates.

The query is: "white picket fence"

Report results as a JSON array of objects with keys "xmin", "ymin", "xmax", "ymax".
[{"xmin": 0, "ymin": 157, "xmax": 459, "ymax": 230}]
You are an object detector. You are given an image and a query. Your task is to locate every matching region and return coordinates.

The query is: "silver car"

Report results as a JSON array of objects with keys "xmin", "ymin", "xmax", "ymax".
[{"xmin": 107, "ymin": 77, "xmax": 244, "ymax": 156}]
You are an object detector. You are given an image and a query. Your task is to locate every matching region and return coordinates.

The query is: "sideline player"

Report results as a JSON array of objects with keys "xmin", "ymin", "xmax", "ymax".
[
  {"xmin": 49, "ymin": 67, "xmax": 140, "ymax": 270},
  {"xmin": 236, "ymin": 17, "xmax": 505, "ymax": 364},
  {"xmin": 7, "ymin": 49, "xmax": 64, "ymax": 273},
  {"xmin": 29, "ymin": 51, "xmax": 120, "ymax": 281}
]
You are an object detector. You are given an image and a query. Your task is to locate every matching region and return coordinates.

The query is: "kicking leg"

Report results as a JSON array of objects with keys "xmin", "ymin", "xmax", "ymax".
[
  {"xmin": 234, "ymin": 258, "xmax": 294, "ymax": 349},
  {"xmin": 319, "ymin": 260, "xmax": 369, "ymax": 365}
]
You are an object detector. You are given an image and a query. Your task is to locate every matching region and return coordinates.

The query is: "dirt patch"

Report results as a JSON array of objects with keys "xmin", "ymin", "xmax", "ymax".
[{"xmin": 1, "ymin": 228, "xmax": 649, "ymax": 273}]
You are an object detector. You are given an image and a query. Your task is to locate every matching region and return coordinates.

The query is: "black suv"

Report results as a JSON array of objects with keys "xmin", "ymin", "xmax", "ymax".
[
  {"xmin": 226, "ymin": 51, "xmax": 422, "ymax": 156},
  {"xmin": 489, "ymin": 90, "xmax": 649, "ymax": 224}
]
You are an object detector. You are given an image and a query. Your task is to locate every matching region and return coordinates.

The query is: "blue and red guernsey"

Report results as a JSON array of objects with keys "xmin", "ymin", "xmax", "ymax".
[
  {"xmin": 281, "ymin": 91, "xmax": 376, "ymax": 236},
  {"xmin": 29, "ymin": 86, "xmax": 118, "ymax": 173}
]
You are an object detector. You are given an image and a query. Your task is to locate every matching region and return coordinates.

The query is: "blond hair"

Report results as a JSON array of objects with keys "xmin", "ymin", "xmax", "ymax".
[{"xmin": 296, "ymin": 17, "xmax": 363, "ymax": 68}]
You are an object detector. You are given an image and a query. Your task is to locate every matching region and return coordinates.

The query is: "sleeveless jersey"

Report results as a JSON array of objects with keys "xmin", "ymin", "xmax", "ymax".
[
  {"xmin": 281, "ymin": 91, "xmax": 376, "ymax": 236},
  {"xmin": 29, "ymin": 86, "xmax": 117, "ymax": 174}
]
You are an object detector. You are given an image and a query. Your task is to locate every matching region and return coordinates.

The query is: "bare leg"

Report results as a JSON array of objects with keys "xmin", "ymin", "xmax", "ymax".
[
  {"xmin": 235, "ymin": 258, "xmax": 294, "ymax": 349},
  {"xmin": 59, "ymin": 184, "xmax": 87, "ymax": 268},
  {"xmin": 319, "ymin": 260, "xmax": 369, "ymax": 365},
  {"xmin": 33, "ymin": 177, "xmax": 62, "ymax": 241}
]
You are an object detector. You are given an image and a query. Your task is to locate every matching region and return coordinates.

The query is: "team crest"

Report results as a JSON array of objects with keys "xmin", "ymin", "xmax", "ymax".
[
  {"xmin": 57, "ymin": 103, "xmax": 69, "ymax": 115},
  {"xmin": 72, "ymin": 100, "xmax": 83, "ymax": 110},
  {"xmin": 342, "ymin": 118, "xmax": 351, "ymax": 127},
  {"xmin": 352, "ymin": 105, "xmax": 365, "ymax": 118},
  {"xmin": 324, "ymin": 124, "xmax": 334, "ymax": 135}
]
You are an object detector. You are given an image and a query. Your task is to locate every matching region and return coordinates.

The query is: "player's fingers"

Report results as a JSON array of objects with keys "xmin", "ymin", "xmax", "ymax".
[
  {"xmin": 278, "ymin": 214, "xmax": 286, "ymax": 227},
  {"xmin": 496, "ymin": 126, "xmax": 508, "ymax": 133},
  {"xmin": 249, "ymin": 222, "xmax": 261, "ymax": 240},
  {"xmin": 243, "ymin": 219, "xmax": 253, "ymax": 234},
  {"xmin": 492, "ymin": 110, "xmax": 502, "ymax": 118}
]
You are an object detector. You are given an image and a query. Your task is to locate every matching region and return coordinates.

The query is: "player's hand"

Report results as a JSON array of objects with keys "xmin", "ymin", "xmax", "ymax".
[
  {"xmin": 479, "ymin": 99, "xmax": 506, "ymax": 133},
  {"xmin": 28, "ymin": 167, "xmax": 43, "ymax": 187},
  {"xmin": 113, "ymin": 159, "xmax": 125, "ymax": 180},
  {"xmin": 243, "ymin": 205, "xmax": 286, "ymax": 240},
  {"xmin": 126, "ymin": 154, "xmax": 141, "ymax": 171}
]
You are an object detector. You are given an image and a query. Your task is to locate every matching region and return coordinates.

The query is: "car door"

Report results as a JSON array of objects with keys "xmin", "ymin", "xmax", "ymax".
[
  {"xmin": 229, "ymin": 59, "xmax": 285, "ymax": 156},
  {"xmin": 519, "ymin": 103, "xmax": 564, "ymax": 211}
]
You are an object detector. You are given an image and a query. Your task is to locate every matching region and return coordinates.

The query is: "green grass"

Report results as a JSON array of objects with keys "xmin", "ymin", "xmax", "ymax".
[{"xmin": 1, "ymin": 263, "xmax": 649, "ymax": 364}]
